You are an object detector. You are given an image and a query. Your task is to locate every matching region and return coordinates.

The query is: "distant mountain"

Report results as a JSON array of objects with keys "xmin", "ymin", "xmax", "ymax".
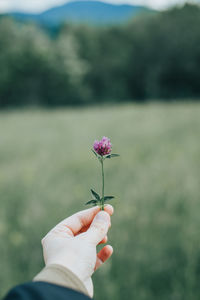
[{"xmin": 3, "ymin": 1, "xmax": 153, "ymax": 26}]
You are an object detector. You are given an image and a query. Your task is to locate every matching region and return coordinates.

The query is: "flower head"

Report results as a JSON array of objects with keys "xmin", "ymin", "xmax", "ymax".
[{"xmin": 93, "ymin": 136, "xmax": 112, "ymax": 156}]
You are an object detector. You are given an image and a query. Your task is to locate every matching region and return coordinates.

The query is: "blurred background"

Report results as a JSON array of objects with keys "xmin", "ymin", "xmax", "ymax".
[{"xmin": 0, "ymin": 0, "xmax": 200, "ymax": 299}]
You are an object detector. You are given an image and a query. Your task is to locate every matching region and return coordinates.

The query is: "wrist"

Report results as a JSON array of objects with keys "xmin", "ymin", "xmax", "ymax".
[
  {"xmin": 33, "ymin": 264, "xmax": 91, "ymax": 298},
  {"xmin": 47, "ymin": 262, "xmax": 94, "ymax": 298}
]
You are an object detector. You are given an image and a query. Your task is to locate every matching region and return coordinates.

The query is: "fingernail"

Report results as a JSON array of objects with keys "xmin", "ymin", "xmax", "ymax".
[
  {"xmin": 107, "ymin": 245, "xmax": 113, "ymax": 252},
  {"xmin": 105, "ymin": 204, "xmax": 114, "ymax": 215}
]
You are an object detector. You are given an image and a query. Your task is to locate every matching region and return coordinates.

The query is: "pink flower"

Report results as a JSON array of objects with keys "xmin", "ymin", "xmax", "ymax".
[{"xmin": 93, "ymin": 136, "xmax": 112, "ymax": 156}]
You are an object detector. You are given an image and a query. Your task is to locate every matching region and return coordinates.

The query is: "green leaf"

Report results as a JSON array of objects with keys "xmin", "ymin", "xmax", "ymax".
[
  {"xmin": 92, "ymin": 149, "xmax": 103, "ymax": 163},
  {"xmin": 103, "ymin": 196, "xmax": 115, "ymax": 200},
  {"xmin": 105, "ymin": 153, "xmax": 120, "ymax": 159},
  {"xmin": 102, "ymin": 196, "xmax": 115, "ymax": 202},
  {"xmin": 104, "ymin": 154, "xmax": 111, "ymax": 159},
  {"xmin": 85, "ymin": 199, "xmax": 98, "ymax": 205},
  {"xmin": 110, "ymin": 154, "xmax": 120, "ymax": 158},
  {"xmin": 91, "ymin": 189, "xmax": 101, "ymax": 201},
  {"xmin": 91, "ymin": 149, "xmax": 98, "ymax": 157}
]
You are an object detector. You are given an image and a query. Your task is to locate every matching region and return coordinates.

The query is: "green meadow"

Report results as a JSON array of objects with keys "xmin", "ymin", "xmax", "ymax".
[{"xmin": 1, "ymin": 103, "xmax": 200, "ymax": 300}]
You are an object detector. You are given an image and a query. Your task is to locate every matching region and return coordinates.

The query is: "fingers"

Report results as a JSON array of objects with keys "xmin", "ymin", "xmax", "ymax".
[
  {"xmin": 95, "ymin": 245, "xmax": 113, "ymax": 271},
  {"xmin": 78, "ymin": 205, "xmax": 113, "ymax": 235},
  {"xmin": 53, "ymin": 205, "xmax": 113, "ymax": 237},
  {"xmin": 85, "ymin": 211, "xmax": 111, "ymax": 245}
]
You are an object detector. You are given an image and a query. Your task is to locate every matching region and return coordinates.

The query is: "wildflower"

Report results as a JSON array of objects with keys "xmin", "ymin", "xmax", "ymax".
[
  {"xmin": 86, "ymin": 137, "xmax": 119, "ymax": 210},
  {"xmin": 93, "ymin": 136, "xmax": 112, "ymax": 156}
]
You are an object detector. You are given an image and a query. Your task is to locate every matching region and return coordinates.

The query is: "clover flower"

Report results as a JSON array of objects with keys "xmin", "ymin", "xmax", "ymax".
[
  {"xmin": 86, "ymin": 137, "xmax": 119, "ymax": 210},
  {"xmin": 93, "ymin": 136, "xmax": 112, "ymax": 156}
]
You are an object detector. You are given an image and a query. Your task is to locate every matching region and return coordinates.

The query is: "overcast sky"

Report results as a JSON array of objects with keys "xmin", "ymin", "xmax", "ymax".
[{"xmin": 0, "ymin": 0, "xmax": 197, "ymax": 13}]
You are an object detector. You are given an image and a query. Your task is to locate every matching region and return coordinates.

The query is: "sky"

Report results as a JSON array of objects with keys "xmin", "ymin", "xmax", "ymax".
[{"xmin": 0, "ymin": 0, "xmax": 197, "ymax": 13}]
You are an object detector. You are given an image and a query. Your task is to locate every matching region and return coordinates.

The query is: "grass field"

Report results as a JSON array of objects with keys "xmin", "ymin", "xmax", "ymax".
[{"xmin": 1, "ymin": 103, "xmax": 200, "ymax": 300}]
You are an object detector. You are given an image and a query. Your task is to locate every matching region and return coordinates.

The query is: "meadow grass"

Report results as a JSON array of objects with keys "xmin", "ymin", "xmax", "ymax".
[{"xmin": 0, "ymin": 103, "xmax": 200, "ymax": 300}]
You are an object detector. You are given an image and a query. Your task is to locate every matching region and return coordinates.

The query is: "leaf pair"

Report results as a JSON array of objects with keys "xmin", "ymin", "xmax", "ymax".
[
  {"xmin": 85, "ymin": 189, "xmax": 114, "ymax": 206},
  {"xmin": 91, "ymin": 149, "xmax": 120, "ymax": 161}
]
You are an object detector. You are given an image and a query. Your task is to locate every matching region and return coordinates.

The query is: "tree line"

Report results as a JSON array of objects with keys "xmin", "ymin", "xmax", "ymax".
[{"xmin": 0, "ymin": 3, "xmax": 200, "ymax": 108}]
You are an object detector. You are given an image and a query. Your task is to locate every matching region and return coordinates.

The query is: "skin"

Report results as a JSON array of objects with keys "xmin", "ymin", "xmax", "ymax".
[{"xmin": 41, "ymin": 205, "xmax": 114, "ymax": 297}]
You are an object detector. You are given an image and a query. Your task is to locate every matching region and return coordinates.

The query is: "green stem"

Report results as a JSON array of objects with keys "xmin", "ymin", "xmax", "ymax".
[{"xmin": 101, "ymin": 158, "xmax": 105, "ymax": 210}]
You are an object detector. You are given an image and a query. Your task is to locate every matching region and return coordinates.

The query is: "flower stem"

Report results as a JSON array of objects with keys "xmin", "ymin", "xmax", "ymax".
[{"xmin": 101, "ymin": 158, "xmax": 105, "ymax": 210}]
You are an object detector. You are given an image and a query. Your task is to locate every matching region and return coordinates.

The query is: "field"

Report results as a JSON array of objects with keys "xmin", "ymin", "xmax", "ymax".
[{"xmin": 1, "ymin": 103, "xmax": 200, "ymax": 300}]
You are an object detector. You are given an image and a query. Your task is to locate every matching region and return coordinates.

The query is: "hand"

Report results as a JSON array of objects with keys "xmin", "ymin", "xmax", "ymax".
[{"xmin": 41, "ymin": 205, "xmax": 114, "ymax": 297}]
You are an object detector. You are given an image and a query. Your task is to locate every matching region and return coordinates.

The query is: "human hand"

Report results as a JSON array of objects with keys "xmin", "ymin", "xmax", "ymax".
[{"xmin": 41, "ymin": 205, "xmax": 114, "ymax": 297}]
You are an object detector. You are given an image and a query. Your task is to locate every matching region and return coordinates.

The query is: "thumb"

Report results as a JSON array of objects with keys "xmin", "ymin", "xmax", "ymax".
[{"xmin": 86, "ymin": 211, "xmax": 110, "ymax": 245}]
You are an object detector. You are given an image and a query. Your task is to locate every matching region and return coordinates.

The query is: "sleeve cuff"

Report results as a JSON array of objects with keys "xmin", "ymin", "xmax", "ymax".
[{"xmin": 33, "ymin": 264, "xmax": 90, "ymax": 298}]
